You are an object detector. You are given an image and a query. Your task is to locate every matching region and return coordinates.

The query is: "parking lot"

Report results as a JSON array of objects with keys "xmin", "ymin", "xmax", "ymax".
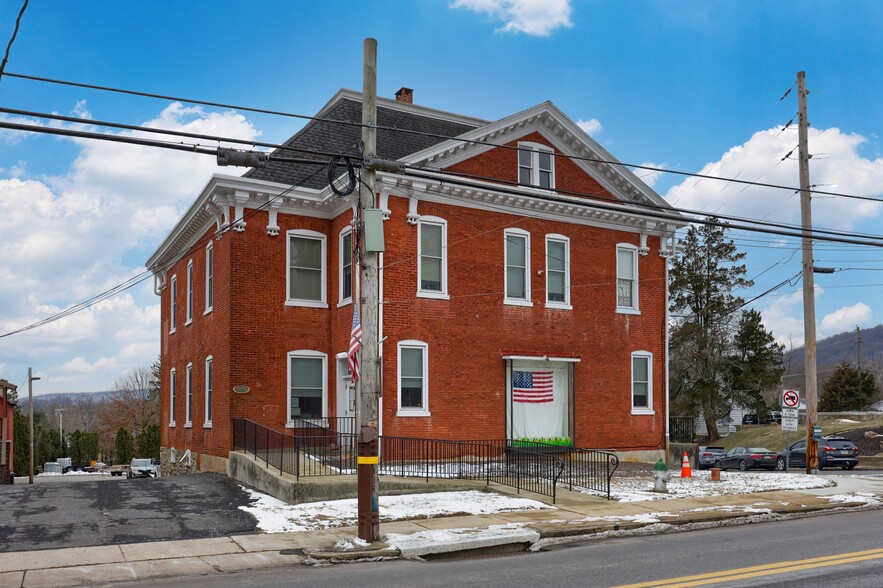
[{"xmin": 0, "ymin": 473, "xmax": 257, "ymax": 552}]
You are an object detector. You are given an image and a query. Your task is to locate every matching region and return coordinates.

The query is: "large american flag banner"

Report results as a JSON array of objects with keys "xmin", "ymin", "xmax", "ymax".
[
  {"xmin": 348, "ymin": 304, "xmax": 362, "ymax": 382},
  {"xmin": 513, "ymin": 370, "xmax": 553, "ymax": 403}
]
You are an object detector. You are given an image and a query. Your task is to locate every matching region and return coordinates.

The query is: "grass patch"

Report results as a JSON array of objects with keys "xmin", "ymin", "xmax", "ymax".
[{"xmin": 715, "ymin": 417, "xmax": 883, "ymax": 451}]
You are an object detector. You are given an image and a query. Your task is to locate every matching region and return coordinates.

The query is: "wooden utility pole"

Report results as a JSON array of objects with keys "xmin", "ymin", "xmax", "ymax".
[
  {"xmin": 28, "ymin": 367, "xmax": 38, "ymax": 484},
  {"xmin": 797, "ymin": 71, "xmax": 819, "ymax": 474},
  {"xmin": 356, "ymin": 37, "xmax": 381, "ymax": 543}
]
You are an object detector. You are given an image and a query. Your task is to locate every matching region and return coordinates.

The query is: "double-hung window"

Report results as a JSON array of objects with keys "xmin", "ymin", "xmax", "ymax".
[
  {"xmin": 504, "ymin": 229, "xmax": 531, "ymax": 306},
  {"xmin": 418, "ymin": 217, "xmax": 448, "ymax": 298},
  {"xmin": 616, "ymin": 244, "xmax": 639, "ymax": 313},
  {"xmin": 169, "ymin": 275, "xmax": 177, "ymax": 333},
  {"xmin": 631, "ymin": 351, "xmax": 653, "ymax": 414},
  {"xmin": 517, "ymin": 141, "xmax": 555, "ymax": 189},
  {"xmin": 185, "ymin": 362, "xmax": 193, "ymax": 426},
  {"xmin": 545, "ymin": 234, "xmax": 570, "ymax": 308},
  {"xmin": 287, "ymin": 350, "xmax": 327, "ymax": 423},
  {"xmin": 339, "ymin": 228, "xmax": 353, "ymax": 305},
  {"xmin": 185, "ymin": 260, "xmax": 194, "ymax": 324},
  {"xmin": 397, "ymin": 340, "xmax": 429, "ymax": 416},
  {"xmin": 169, "ymin": 368, "xmax": 176, "ymax": 427},
  {"xmin": 204, "ymin": 356, "xmax": 213, "ymax": 427},
  {"xmin": 205, "ymin": 241, "xmax": 213, "ymax": 313},
  {"xmin": 287, "ymin": 229, "xmax": 327, "ymax": 307}
]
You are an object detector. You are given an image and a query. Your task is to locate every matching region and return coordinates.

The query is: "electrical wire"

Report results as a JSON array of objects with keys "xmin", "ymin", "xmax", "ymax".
[
  {"xmin": 0, "ymin": 0, "xmax": 28, "ymax": 84},
  {"xmin": 5, "ymin": 69, "xmax": 880, "ymax": 202}
]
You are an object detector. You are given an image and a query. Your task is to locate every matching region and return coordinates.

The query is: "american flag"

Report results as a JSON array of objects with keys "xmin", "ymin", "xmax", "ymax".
[
  {"xmin": 513, "ymin": 370, "xmax": 553, "ymax": 403},
  {"xmin": 348, "ymin": 304, "xmax": 362, "ymax": 382}
]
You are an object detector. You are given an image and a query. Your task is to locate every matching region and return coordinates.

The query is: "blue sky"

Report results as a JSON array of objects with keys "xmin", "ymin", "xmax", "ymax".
[{"xmin": 1, "ymin": 1, "xmax": 882, "ymax": 394}]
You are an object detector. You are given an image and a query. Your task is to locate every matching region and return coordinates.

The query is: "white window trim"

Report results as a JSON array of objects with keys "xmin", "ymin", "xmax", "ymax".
[
  {"xmin": 545, "ymin": 234, "xmax": 572, "ymax": 310},
  {"xmin": 631, "ymin": 351, "xmax": 654, "ymax": 415},
  {"xmin": 285, "ymin": 350, "xmax": 328, "ymax": 427},
  {"xmin": 616, "ymin": 243, "xmax": 640, "ymax": 315},
  {"xmin": 504, "ymin": 228, "xmax": 532, "ymax": 307},
  {"xmin": 517, "ymin": 141, "xmax": 555, "ymax": 190},
  {"xmin": 185, "ymin": 259, "xmax": 194, "ymax": 325},
  {"xmin": 204, "ymin": 356, "xmax": 213, "ymax": 428},
  {"xmin": 169, "ymin": 367, "xmax": 176, "ymax": 427},
  {"xmin": 417, "ymin": 216, "xmax": 449, "ymax": 300},
  {"xmin": 204, "ymin": 241, "xmax": 213, "ymax": 315},
  {"xmin": 185, "ymin": 362, "xmax": 193, "ymax": 427},
  {"xmin": 338, "ymin": 227, "xmax": 353, "ymax": 307},
  {"xmin": 286, "ymin": 229, "xmax": 329, "ymax": 308},
  {"xmin": 169, "ymin": 275, "xmax": 177, "ymax": 334},
  {"xmin": 397, "ymin": 339, "xmax": 430, "ymax": 417}
]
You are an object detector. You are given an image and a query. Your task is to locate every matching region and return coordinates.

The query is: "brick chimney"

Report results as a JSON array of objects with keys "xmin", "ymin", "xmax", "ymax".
[{"xmin": 395, "ymin": 87, "xmax": 413, "ymax": 104}]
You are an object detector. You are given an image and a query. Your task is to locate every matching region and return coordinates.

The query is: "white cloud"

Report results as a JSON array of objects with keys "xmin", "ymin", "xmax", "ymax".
[
  {"xmin": 451, "ymin": 0, "xmax": 573, "ymax": 36},
  {"xmin": 665, "ymin": 126, "xmax": 883, "ymax": 229},
  {"xmin": 634, "ymin": 162, "xmax": 666, "ymax": 188},
  {"xmin": 576, "ymin": 118, "xmax": 603, "ymax": 136},
  {"xmin": 0, "ymin": 102, "xmax": 259, "ymax": 392},
  {"xmin": 820, "ymin": 303, "xmax": 872, "ymax": 336}
]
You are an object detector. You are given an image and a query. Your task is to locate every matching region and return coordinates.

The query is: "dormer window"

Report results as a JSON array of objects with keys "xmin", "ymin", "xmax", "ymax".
[{"xmin": 517, "ymin": 142, "xmax": 554, "ymax": 189}]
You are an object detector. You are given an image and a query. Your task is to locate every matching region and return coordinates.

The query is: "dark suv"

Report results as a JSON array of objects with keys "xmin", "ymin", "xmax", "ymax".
[{"xmin": 776, "ymin": 436, "xmax": 859, "ymax": 471}]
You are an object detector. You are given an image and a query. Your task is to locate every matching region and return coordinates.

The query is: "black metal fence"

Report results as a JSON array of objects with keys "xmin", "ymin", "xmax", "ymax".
[
  {"xmin": 232, "ymin": 419, "xmax": 619, "ymax": 501},
  {"xmin": 669, "ymin": 416, "xmax": 695, "ymax": 443}
]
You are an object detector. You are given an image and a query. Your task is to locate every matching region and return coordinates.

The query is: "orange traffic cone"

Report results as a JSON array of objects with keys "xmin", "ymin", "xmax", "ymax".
[{"xmin": 681, "ymin": 451, "xmax": 692, "ymax": 478}]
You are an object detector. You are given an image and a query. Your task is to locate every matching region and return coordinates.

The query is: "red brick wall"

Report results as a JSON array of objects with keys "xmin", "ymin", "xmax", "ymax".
[{"xmin": 159, "ymin": 137, "xmax": 669, "ymax": 459}]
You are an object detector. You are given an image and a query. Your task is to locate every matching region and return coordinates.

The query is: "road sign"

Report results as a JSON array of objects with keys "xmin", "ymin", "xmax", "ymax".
[
  {"xmin": 782, "ymin": 408, "xmax": 798, "ymax": 419},
  {"xmin": 782, "ymin": 418, "xmax": 799, "ymax": 431},
  {"xmin": 813, "ymin": 425, "xmax": 823, "ymax": 440},
  {"xmin": 781, "ymin": 389, "xmax": 800, "ymax": 409}
]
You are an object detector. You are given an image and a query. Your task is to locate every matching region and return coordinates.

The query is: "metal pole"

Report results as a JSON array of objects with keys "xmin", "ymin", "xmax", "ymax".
[
  {"xmin": 357, "ymin": 36, "xmax": 381, "ymax": 544},
  {"xmin": 797, "ymin": 71, "xmax": 819, "ymax": 474},
  {"xmin": 28, "ymin": 368, "xmax": 39, "ymax": 484}
]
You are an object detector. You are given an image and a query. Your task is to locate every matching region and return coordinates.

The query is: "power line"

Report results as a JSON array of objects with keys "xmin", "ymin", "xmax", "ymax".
[
  {"xmin": 6, "ymin": 70, "xmax": 881, "ymax": 203},
  {"xmin": 0, "ymin": 0, "xmax": 28, "ymax": 84}
]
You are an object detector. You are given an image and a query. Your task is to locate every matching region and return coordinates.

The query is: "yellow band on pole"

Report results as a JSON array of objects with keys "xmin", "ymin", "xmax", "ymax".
[{"xmin": 357, "ymin": 456, "xmax": 379, "ymax": 464}]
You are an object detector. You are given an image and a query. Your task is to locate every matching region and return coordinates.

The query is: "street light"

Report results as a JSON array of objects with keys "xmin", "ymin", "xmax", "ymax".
[{"xmin": 28, "ymin": 368, "xmax": 41, "ymax": 485}]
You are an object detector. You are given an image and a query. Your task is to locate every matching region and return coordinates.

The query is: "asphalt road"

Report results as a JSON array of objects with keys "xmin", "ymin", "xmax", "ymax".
[
  {"xmin": 0, "ymin": 473, "xmax": 257, "ymax": 552},
  {"xmin": 128, "ymin": 509, "xmax": 883, "ymax": 587}
]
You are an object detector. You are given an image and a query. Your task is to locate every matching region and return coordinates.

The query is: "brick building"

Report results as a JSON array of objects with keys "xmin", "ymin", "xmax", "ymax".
[
  {"xmin": 0, "ymin": 379, "xmax": 16, "ymax": 483},
  {"xmin": 147, "ymin": 88, "xmax": 686, "ymax": 473}
]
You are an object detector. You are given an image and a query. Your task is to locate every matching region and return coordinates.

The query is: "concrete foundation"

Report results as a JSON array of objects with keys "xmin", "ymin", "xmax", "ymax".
[
  {"xmin": 200, "ymin": 453, "xmax": 228, "ymax": 475},
  {"xmin": 668, "ymin": 442, "xmax": 698, "ymax": 469}
]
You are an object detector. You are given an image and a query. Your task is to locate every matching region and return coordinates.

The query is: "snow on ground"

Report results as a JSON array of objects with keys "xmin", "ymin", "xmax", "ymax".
[
  {"xmin": 825, "ymin": 492, "xmax": 881, "ymax": 506},
  {"xmin": 605, "ymin": 470, "xmax": 835, "ymax": 502},
  {"xmin": 239, "ymin": 488, "xmax": 552, "ymax": 533}
]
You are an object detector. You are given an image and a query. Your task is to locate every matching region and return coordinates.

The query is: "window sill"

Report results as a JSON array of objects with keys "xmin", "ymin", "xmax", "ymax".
[
  {"xmin": 204, "ymin": 307, "xmax": 213, "ymax": 316},
  {"xmin": 337, "ymin": 298, "xmax": 353, "ymax": 308},
  {"xmin": 204, "ymin": 422, "xmax": 212, "ymax": 429},
  {"xmin": 184, "ymin": 422, "xmax": 192, "ymax": 428},
  {"xmin": 169, "ymin": 422, "xmax": 176, "ymax": 428},
  {"xmin": 417, "ymin": 291, "xmax": 450, "ymax": 300},
  {"xmin": 396, "ymin": 409, "xmax": 431, "ymax": 417},
  {"xmin": 631, "ymin": 409, "xmax": 655, "ymax": 416},
  {"xmin": 616, "ymin": 307, "xmax": 641, "ymax": 315},
  {"xmin": 545, "ymin": 302, "xmax": 573, "ymax": 310},
  {"xmin": 285, "ymin": 300, "xmax": 329, "ymax": 309},
  {"xmin": 169, "ymin": 328, "xmax": 176, "ymax": 335},
  {"xmin": 504, "ymin": 299, "xmax": 534, "ymax": 307},
  {"xmin": 184, "ymin": 319, "xmax": 193, "ymax": 326}
]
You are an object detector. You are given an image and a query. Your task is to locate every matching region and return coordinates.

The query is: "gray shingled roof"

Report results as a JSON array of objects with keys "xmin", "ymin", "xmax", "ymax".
[{"xmin": 244, "ymin": 97, "xmax": 481, "ymax": 189}]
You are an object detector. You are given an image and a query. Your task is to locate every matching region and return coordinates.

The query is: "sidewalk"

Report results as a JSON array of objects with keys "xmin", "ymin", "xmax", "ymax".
[{"xmin": 3, "ymin": 476, "xmax": 882, "ymax": 588}]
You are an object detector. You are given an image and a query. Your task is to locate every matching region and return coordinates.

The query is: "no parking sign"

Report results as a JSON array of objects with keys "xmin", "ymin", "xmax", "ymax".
[{"xmin": 781, "ymin": 389, "xmax": 800, "ymax": 409}]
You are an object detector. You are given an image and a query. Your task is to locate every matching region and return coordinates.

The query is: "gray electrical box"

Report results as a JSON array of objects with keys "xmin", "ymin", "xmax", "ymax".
[{"xmin": 363, "ymin": 208, "xmax": 385, "ymax": 252}]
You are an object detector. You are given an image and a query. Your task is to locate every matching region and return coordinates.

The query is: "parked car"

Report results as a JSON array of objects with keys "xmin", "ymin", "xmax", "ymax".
[
  {"xmin": 127, "ymin": 458, "xmax": 159, "ymax": 479},
  {"xmin": 764, "ymin": 411, "xmax": 783, "ymax": 425},
  {"xmin": 776, "ymin": 437, "xmax": 859, "ymax": 471},
  {"xmin": 742, "ymin": 414, "xmax": 759, "ymax": 425},
  {"xmin": 714, "ymin": 446, "xmax": 777, "ymax": 471},
  {"xmin": 698, "ymin": 446, "xmax": 727, "ymax": 469}
]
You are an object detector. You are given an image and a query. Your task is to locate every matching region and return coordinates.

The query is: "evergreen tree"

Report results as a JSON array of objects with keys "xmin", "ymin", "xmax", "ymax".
[
  {"xmin": 115, "ymin": 428, "xmax": 134, "ymax": 464},
  {"xmin": 136, "ymin": 425, "xmax": 161, "ymax": 462},
  {"xmin": 669, "ymin": 219, "xmax": 752, "ymax": 440},
  {"xmin": 727, "ymin": 309, "xmax": 785, "ymax": 413},
  {"xmin": 12, "ymin": 408, "xmax": 29, "ymax": 475},
  {"xmin": 819, "ymin": 362, "xmax": 878, "ymax": 411}
]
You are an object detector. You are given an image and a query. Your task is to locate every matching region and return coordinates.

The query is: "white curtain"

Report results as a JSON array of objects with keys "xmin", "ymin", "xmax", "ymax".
[{"xmin": 510, "ymin": 360, "xmax": 569, "ymax": 440}]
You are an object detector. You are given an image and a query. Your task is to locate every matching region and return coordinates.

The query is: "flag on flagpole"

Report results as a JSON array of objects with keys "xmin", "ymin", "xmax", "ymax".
[
  {"xmin": 348, "ymin": 304, "xmax": 362, "ymax": 382},
  {"xmin": 513, "ymin": 370, "xmax": 553, "ymax": 403}
]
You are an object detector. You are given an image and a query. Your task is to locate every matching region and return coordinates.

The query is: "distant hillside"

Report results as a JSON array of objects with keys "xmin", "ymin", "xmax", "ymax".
[
  {"xmin": 784, "ymin": 324, "xmax": 883, "ymax": 389},
  {"xmin": 17, "ymin": 390, "xmax": 116, "ymax": 412}
]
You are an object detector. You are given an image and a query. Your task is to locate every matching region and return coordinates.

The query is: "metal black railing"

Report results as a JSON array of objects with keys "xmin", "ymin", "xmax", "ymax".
[
  {"xmin": 669, "ymin": 416, "xmax": 695, "ymax": 443},
  {"xmin": 232, "ymin": 419, "xmax": 619, "ymax": 501}
]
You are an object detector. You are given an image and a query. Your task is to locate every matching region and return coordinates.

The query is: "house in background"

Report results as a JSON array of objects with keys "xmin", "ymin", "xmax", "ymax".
[
  {"xmin": 0, "ymin": 379, "xmax": 16, "ymax": 482},
  {"xmin": 147, "ymin": 87, "xmax": 686, "ymax": 474}
]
